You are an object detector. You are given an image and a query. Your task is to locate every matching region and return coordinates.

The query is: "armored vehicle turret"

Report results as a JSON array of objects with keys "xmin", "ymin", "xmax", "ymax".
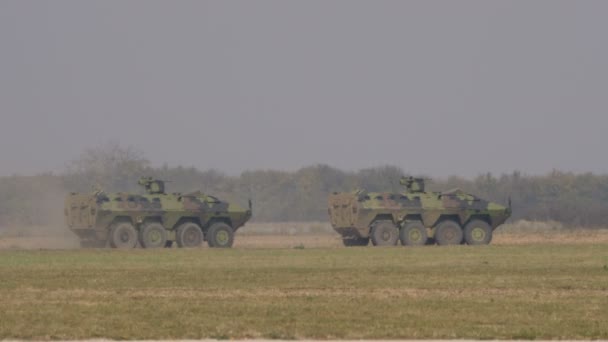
[
  {"xmin": 65, "ymin": 177, "xmax": 252, "ymax": 248},
  {"xmin": 328, "ymin": 177, "xmax": 511, "ymax": 247}
]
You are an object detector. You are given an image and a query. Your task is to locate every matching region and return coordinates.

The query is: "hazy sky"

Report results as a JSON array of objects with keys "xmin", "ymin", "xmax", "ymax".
[{"xmin": 1, "ymin": 1, "xmax": 607, "ymax": 178}]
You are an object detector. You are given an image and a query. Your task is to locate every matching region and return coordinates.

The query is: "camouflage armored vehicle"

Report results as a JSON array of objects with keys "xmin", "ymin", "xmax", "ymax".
[
  {"xmin": 328, "ymin": 177, "xmax": 511, "ymax": 246},
  {"xmin": 65, "ymin": 177, "xmax": 252, "ymax": 248}
]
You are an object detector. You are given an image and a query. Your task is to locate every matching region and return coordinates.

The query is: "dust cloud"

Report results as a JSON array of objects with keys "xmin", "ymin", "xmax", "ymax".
[{"xmin": 0, "ymin": 181, "xmax": 79, "ymax": 250}]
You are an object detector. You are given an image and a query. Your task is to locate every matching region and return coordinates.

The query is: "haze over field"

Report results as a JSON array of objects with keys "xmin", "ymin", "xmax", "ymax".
[{"xmin": 1, "ymin": 1, "xmax": 607, "ymax": 177}]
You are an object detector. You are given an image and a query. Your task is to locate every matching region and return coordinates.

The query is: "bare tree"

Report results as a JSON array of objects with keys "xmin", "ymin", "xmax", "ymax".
[{"xmin": 65, "ymin": 142, "xmax": 150, "ymax": 192}]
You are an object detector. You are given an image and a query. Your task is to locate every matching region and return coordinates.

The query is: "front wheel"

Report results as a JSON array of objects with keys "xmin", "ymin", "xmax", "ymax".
[
  {"xmin": 207, "ymin": 222, "xmax": 235, "ymax": 248},
  {"xmin": 464, "ymin": 219, "xmax": 493, "ymax": 245}
]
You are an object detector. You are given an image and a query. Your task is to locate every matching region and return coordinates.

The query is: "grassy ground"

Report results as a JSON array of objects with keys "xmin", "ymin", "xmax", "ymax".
[{"xmin": 1, "ymin": 244, "xmax": 607, "ymax": 340}]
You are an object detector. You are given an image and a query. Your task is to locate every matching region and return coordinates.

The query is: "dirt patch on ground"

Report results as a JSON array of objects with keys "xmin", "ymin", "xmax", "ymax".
[
  {"xmin": 4, "ymin": 339, "xmax": 608, "ymax": 342},
  {"xmin": 494, "ymin": 230, "xmax": 608, "ymax": 245},
  {"xmin": 235, "ymin": 234, "xmax": 342, "ymax": 248},
  {"xmin": 16, "ymin": 286, "xmax": 606, "ymax": 303},
  {"xmin": 3, "ymin": 231, "xmax": 608, "ymax": 250},
  {"xmin": 2, "ymin": 221, "xmax": 608, "ymax": 250},
  {"xmin": 0, "ymin": 233, "xmax": 80, "ymax": 250}
]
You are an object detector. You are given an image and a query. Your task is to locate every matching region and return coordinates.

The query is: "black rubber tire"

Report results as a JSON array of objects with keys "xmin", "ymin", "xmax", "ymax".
[
  {"xmin": 138, "ymin": 222, "xmax": 168, "ymax": 249},
  {"xmin": 464, "ymin": 219, "xmax": 493, "ymax": 245},
  {"xmin": 342, "ymin": 237, "xmax": 370, "ymax": 247},
  {"xmin": 399, "ymin": 221, "xmax": 428, "ymax": 246},
  {"xmin": 370, "ymin": 221, "xmax": 399, "ymax": 246},
  {"xmin": 434, "ymin": 220, "xmax": 464, "ymax": 246},
  {"xmin": 207, "ymin": 222, "xmax": 235, "ymax": 248},
  {"xmin": 109, "ymin": 222, "xmax": 138, "ymax": 249},
  {"xmin": 175, "ymin": 222, "xmax": 203, "ymax": 248}
]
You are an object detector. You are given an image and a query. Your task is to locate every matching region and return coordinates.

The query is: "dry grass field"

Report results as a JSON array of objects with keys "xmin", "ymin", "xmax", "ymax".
[{"xmin": 0, "ymin": 221, "xmax": 607, "ymax": 340}]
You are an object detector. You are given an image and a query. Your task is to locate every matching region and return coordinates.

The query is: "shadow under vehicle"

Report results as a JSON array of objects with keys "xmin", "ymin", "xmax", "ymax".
[
  {"xmin": 328, "ymin": 177, "xmax": 511, "ymax": 247},
  {"xmin": 65, "ymin": 177, "xmax": 252, "ymax": 248}
]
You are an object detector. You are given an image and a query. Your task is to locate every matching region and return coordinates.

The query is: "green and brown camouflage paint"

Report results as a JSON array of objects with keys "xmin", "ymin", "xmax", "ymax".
[
  {"xmin": 65, "ymin": 177, "xmax": 251, "ymax": 248},
  {"xmin": 328, "ymin": 177, "xmax": 511, "ymax": 246}
]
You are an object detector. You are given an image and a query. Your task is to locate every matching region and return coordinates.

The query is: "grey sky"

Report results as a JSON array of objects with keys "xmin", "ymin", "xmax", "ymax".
[{"xmin": 1, "ymin": 1, "xmax": 607, "ymax": 178}]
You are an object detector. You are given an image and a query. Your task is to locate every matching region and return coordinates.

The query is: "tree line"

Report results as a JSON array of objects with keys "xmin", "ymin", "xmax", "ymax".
[{"xmin": 1, "ymin": 144, "xmax": 607, "ymax": 228}]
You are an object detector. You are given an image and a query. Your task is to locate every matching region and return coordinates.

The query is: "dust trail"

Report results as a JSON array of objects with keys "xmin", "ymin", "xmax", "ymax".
[{"xmin": 0, "ymin": 178, "xmax": 79, "ymax": 250}]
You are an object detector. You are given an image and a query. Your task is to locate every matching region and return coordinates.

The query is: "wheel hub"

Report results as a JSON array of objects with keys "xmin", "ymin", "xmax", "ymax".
[
  {"xmin": 445, "ymin": 229, "xmax": 455, "ymax": 240},
  {"xmin": 120, "ymin": 231, "xmax": 130, "ymax": 243},
  {"xmin": 149, "ymin": 230, "xmax": 161, "ymax": 243},
  {"xmin": 216, "ymin": 230, "xmax": 229, "ymax": 244},
  {"xmin": 185, "ymin": 229, "xmax": 197, "ymax": 242},
  {"xmin": 472, "ymin": 227, "xmax": 486, "ymax": 241},
  {"xmin": 409, "ymin": 230, "xmax": 421, "ymax": 241}
]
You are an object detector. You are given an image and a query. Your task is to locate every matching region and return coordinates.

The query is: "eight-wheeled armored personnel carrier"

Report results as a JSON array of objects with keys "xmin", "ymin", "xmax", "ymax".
[
  {"xmin": 328, "ymin": 177, "xmax": 511, "ymax": 247},
  {"xmin": 65, "ymin": 177, "xmax": 252, "ymax": 248}
]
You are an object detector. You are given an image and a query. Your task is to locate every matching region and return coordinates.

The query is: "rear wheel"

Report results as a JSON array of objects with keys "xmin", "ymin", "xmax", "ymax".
[
  {"xmin": 175, "ymin": 222, "xmax": 203, "ymax": 248},
  {"xmin": 434, "ymin": 220, "xmax": 463, "ymax": 246},
  {"xmin": 138, "ymin": 222, "xmax": 167, "ymax": 249},
  {"xmin": 207, "ymin": 222, "xmax": 235, "ymax": 248},
  {"xmin": 109, "ymin": 222, "xmax": 138, "ymax": 249},
  {"xmin": 464, "ymin": 219, "xmax": 493, "ymax": 245},
  {"xmin": 370, "ymin": 221, "xmax": 399, "ymax": 246},
  {"xmin": 342, "ymin": 237, "xmax": 369, "ymax": 247},
  {"xmin": 400, "ymin": 221, "xmax": 428, "ymax": 246}
]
